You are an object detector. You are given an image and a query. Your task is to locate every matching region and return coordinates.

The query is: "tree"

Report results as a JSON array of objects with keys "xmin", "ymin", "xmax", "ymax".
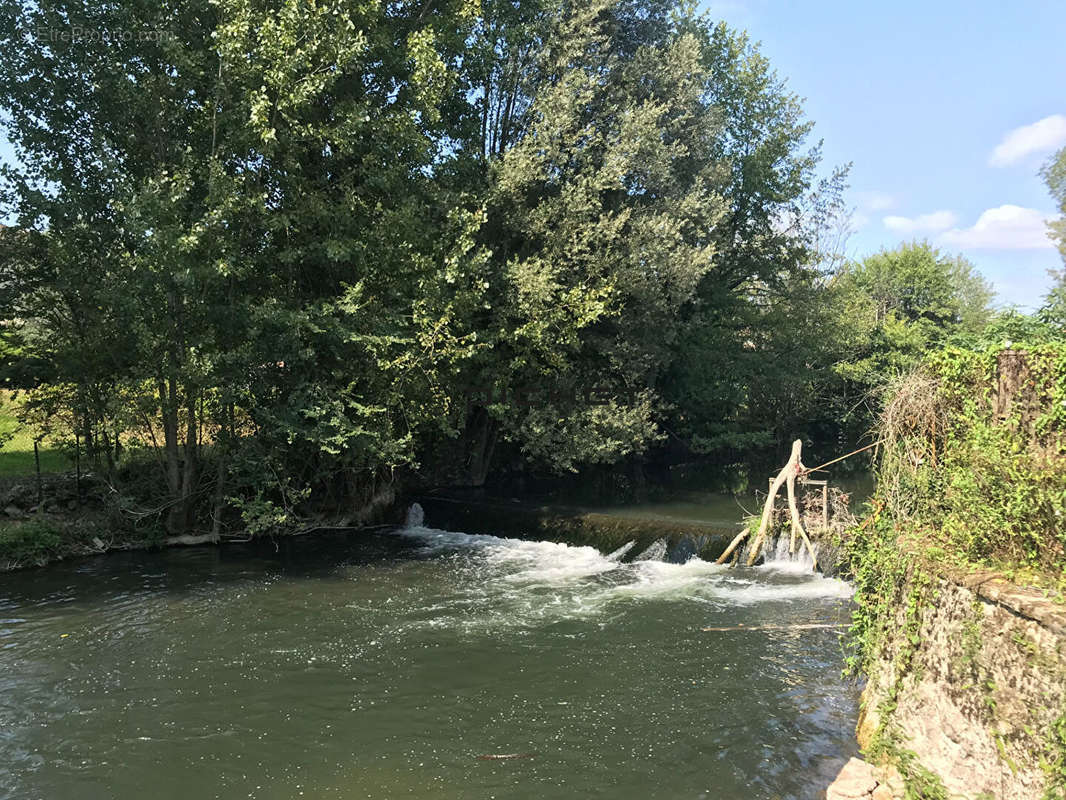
[
  {"xmin": 1041, "ymin": 147, "xmax": 1066, "ymax": 328},
  {"xmin": 1040, "ymin": 269, "xmax": 1066, "ymax": 328},
  {"xmin": 0, "ymin": 0, "xmax": 871, "ymax": 526},
  {"xmin": 655, "ymin": 22, "xmax": 846, "ymax": 464},
  {"xmin": 455, "ymin": 0, "xmax": 742, "ymax": 476},
  {"xmin": 826, "ymin": 241, "xmax": 993, "ymax": 445},
  {"xmin": 1043, "ymin": 145, "xmax": 1066, "ymax": 262},
  {"xmin": 0, "ymin": 0, "xmax": 489, "ymax": 532}
]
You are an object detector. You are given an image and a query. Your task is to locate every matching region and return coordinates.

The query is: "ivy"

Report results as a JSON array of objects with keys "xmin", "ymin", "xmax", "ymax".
[
  {"xmin": 842, "ymin": 338, "xmax": 1066, "ymax": 797},
  {"xmin": 1044, "ymin": 708, "xmax": 1066, "ymax": 800},
  {"xmin": 878, "ymin": 341, "xmax": 1066, "ymax": 581}
]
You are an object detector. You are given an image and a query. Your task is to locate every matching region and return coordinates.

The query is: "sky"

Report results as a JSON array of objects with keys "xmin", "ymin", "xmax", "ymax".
[
  {"xmin": 706, "ymin": 0, "xmax": 1066, "ymax": 309},
  {"xmin": 2, "ymin": 1, "xmax": 1063, "ymax": 308}
]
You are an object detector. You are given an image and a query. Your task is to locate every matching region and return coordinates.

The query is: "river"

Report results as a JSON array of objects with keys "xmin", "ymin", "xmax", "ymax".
[{"xmin": 0, "ymin": 507, "xmax": 860, "ymax": 799}]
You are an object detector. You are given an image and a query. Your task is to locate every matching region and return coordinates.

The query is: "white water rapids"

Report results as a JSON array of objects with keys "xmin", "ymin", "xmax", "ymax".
[{"xmin": 396, "ymin": 503, "xmax": 852, "ymax": 631}]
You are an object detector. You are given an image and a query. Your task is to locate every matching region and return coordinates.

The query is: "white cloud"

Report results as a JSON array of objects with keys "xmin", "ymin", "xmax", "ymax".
[
  {"xmin": 938, "ymin": 205, "xmax": 1054, "ymax": 250},
  {"xmin": 883, "ymin": 210, "xmax": 958, "ymax": 234},
  {"xmin": 989, "ymin": 115, "xmax": 1066, "ymax": 167},
  {"xmin": 855, "ymin": 191, "xmax": 896, "ymax": 212}
]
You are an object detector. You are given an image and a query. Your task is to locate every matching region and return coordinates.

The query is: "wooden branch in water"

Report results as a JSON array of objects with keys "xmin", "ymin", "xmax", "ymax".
[
  {"xmin": 715, "ymin": 439, "xmax": 804, "ymax": 566},
  {"xmin": 785, "ymin": 469, "xmax": 818, "ymax": 569}
]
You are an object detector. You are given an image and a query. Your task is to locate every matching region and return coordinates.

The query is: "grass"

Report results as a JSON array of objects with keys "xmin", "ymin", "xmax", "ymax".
[
  {"xmin": 0, "ymin": 518, "xmax": 65, "ymax": 565},
  {"xmin": 0, "ymin": 392, "xmax": 72, "ymax": 478}
]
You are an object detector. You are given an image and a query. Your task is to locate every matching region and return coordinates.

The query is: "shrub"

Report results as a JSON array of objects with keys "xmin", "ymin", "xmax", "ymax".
[{"xmin": 0, "ymin": 519, "xmax": 65, "ymax": 565}]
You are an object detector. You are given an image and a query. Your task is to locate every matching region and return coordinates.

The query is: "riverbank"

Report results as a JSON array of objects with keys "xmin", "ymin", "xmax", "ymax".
[
  {"xmin": 0, "ymin": 471, "xmax": 405, "ymax": 572},
  {"xmin": 839, "ymin": 344, "xmax": 1066, "ymax": 799},
  {"xmin": 848, "ymin": 546, "xmax": 1066, "ymax": 800}
]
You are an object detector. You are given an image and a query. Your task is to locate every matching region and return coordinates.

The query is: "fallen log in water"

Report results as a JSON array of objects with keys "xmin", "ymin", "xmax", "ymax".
[{"xmin": 715, "ymin": 439, "xmax": 818, "ymax": 569}]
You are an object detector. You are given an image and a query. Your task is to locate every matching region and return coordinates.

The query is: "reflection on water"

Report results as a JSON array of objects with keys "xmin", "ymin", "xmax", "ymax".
[
  {"xmin": 0, "ymin": 515, "xmax": 859, "ymax": 800},
  {"xmin": 595, "ymin": 474, "xmax": 875, "ymax": 528}
]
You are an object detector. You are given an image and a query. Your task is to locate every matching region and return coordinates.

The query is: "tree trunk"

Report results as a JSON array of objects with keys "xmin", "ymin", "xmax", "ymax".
[
  {"xmin": 159, "ymin": 378, "xmax": 183, "ymax": 534},
  {"xmin": 716, "ymin": 439, "xmax": 806, "ymax": 566},
  {"xmin": 462, "ymin": 406, "xmax": 499, "ymax": 487},
  {"xmin": 180, "ymin": 388, "xmax": 199, "ymax": 532}
]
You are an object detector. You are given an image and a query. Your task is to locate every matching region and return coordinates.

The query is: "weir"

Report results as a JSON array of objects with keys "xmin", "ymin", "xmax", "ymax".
[{"xmin": 414, "ymin": 448, "xmax": 852, "ymax": 574}]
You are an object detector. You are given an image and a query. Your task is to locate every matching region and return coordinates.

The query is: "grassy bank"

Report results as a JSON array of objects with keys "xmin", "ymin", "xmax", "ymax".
[{"xmin": 0, "ymin": 392, "xmax": 71, "ymax": 477}]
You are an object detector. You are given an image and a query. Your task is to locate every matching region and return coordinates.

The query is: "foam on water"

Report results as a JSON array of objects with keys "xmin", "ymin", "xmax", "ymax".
[
  {"xmin": 393, "ymin": 506, "xmax": 852, "ymax": 629},
  {"xmin": 759, "ymin": 532, "xmax": 822, "ymax": 573},
  {"xmin": 633, "ymin": 538, "xmax": 668, "ymax": 562}
]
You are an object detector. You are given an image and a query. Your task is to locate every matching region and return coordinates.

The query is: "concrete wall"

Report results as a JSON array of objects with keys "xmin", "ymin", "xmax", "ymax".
[{"xmin": 415, "ymin": 495, "xmax": 737, "ymax": 561}]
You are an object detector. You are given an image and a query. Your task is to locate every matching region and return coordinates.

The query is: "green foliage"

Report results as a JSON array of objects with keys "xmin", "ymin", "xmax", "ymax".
[
  {"xmin": 2, "ymin": 0, "xmax": 1003, "ymax": 532},
  {"xmin": 1044, "ymin": 146, "xmax": 1066, "ymax": 265},
  {"xmin": 960, "ymin": 602, "xmax": 983, "ymax": 669},
  {"xmin": 0, "ymin": 393, "xmax": 71, "ymax": 477},
  {"xmin": 0, "ymin": 0, "xmax": 863, "ymax": 519},
  {"xmin": 1044, "ymin": 707, "xmax": 1066, "ymax": 800},
  {"xmin": 833, "ymin": 241, "xmax": 993, "ymax": 390},
  {"xmin": 0, "ymin": 519, "xmax": 64, "ymax": 565},
  {"xmin": 0, "ymin": 0, "xmax": 495, "ymax": 531},
  {"xmin": 875, "ymin": 342, "xmax": 1066, "ymax": 574},
  {"xmin": 842, "ymin": 512, "xmax": 911, "ymax": 678},
  {"xmin": 980, "ymin": 308, "xmax": 1064, "ymax": 347},
  {"xmin": 845, "ymin": 337, "xmax": 1066, "ymax": 796},
  {"xmin": 1041, "ymin": 269, "xmax": 1066, "ymax": 329},
  {"xmin": 658, "ymin": 22, "xmax": 848, "ymax": 463}
]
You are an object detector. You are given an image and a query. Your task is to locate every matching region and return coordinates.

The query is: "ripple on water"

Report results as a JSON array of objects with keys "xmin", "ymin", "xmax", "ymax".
[{"xmin": 0, "ymin": 521, "xmax": 859, "ymax": 800}]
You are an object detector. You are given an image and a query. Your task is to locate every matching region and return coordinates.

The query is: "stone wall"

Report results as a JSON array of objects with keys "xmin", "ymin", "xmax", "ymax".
[{"xmin": 857, "ymin": 563, "xmax": 1066, "ymax": 799}]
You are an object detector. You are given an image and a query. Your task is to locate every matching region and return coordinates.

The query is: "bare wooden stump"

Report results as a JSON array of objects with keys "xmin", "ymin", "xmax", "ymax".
[
  {"xmin": 717, "ymin": 440, "xmax": 799, "ymax": 566},
  {"xmin": 715, "ymin": 439, "xmax": 819, "ymax": 570}
]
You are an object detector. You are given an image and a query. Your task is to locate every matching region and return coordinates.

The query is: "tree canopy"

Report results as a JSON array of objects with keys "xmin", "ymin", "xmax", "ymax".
[{"xmin": 0, "ymin": 0, "xmax": 1002, "ymax": 534}]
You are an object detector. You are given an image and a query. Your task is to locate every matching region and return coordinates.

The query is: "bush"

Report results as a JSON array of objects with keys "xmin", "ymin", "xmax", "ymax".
[
  {"xmin": 874, "ymin": 342, "xmax": 1066, "ymax": 576},
  {"xmin": 0, "ymin": 519, "xmax": 65, "ymax": 565}
]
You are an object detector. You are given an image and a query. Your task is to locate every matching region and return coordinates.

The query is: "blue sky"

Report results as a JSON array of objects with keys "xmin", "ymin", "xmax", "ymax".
[
  {"xmin": 2, "ymin": 2, "xmax": 1063, "ymax": 308},
  {"xmin": 707, "ymin": 0, "xmax": 1066, "ymax": 308}
]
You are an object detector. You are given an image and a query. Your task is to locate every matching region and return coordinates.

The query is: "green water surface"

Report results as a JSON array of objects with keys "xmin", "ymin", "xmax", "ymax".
[{"xmin": 0, "ymin": 519, "xmax": 859, "ymax": 800}]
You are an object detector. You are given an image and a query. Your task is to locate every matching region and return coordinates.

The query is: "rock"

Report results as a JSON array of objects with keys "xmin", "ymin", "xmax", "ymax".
[
  {"xmin": 3, "ymin": 505, "xmax": 25, "ymax": 519},
  {"xmin": 826, "ymin": 757, "xmax": 878, "ymax": 800},
  {"xmin": 871, "ymin": 784, "xmax": 894, "ymax": 800}
]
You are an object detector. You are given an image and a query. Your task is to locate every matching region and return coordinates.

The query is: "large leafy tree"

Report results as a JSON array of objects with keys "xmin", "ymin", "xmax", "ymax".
[
  {"xmin": 0, "ymin": 0, "xmax": 488, "ymax": 531},
  {"xmin": 821, "ymin": 241, "xmax": 994, "ymax": 449},
  {"xmin": 833, "ymin": 241, "xmax": 993, "ymax": 386},
  {"xmin": 450, "ymin": 0, "xmax": 730, "ymax": 477},
  {"xmin": 656, "ymin": 23, "xmax": 846, "ymax": 463},
  {"xmin": 0, "ymin": 0, "xmax": 870, "ymax": 524},
  {"xmin": 1041, "ymin": 147, "xmax": 1066, "ymax": 327},
  {"xmin": 1044, "ymin": 145, "xmax": 1066, "ymax": 262},
  {"xmin": 1040, "ymin": 269, "xmax": 1066, "ymax": 328}
]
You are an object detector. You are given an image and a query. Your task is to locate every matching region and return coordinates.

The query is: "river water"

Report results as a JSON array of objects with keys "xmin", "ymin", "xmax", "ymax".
[{"xmin": 0, "ymin": 509, "xmax": 860, "ymax": 800}]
